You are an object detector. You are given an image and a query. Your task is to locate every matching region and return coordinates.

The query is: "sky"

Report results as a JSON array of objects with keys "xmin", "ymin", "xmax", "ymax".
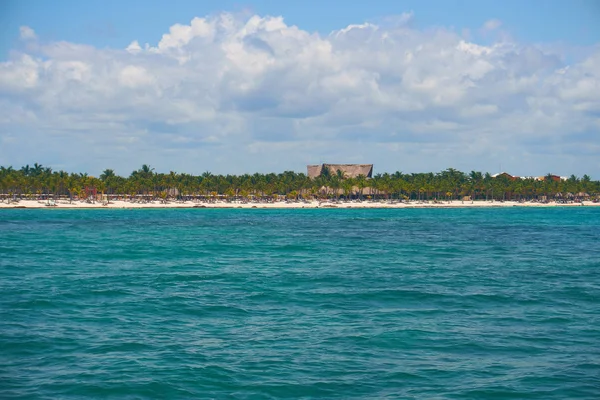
[{"xmin": 1, "ymin": 0, "xmax": 599, "ymax": 177}]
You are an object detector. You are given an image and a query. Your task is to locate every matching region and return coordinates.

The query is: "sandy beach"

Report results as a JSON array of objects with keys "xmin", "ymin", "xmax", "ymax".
[{"xmin": 1, "ymin": 199, "xmax": 598, "ymax": 209}]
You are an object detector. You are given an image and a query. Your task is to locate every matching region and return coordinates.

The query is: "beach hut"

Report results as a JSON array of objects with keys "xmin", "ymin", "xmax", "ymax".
[{"xmin": 307, "ymin": 164, "xmax": 373, "ymax": 179}]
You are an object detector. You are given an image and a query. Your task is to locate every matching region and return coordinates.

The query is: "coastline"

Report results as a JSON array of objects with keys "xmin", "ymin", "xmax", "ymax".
[{"xmin": 1, "ymin": 199, "xmax": 598, "ymax": 210}]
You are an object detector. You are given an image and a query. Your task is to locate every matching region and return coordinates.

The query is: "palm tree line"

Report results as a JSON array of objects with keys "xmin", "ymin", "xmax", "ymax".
[{"xmin": 1, "ymin": 164, "xmax": 598, "ymax": 203}]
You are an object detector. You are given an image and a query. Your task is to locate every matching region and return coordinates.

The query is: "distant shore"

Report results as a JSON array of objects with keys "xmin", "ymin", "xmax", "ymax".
[{"xmin": 1, "ymin": 199, "xmax": 598, "ymax": 210}]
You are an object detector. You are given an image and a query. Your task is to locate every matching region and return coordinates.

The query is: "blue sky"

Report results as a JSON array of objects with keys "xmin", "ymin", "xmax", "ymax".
[{"xmin": 0, "ymin": 1, "xmax": 599, "ymax": 176}]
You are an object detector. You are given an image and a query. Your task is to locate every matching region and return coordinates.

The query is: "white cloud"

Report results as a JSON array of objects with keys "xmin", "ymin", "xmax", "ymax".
[
  {"xmin": 1, "ymin": 12, "xmax": 599, "ymax": 176},
  {"xmin": 0, "ymin": 54, "xmax": 39, "ymax": 91},
  {"xmin": 118, "ymin": 65, "xmax": 155, "ymax": 88},
  {"xmin": 126, "ymin": 40, "xmax": 142, "ymax": 54},
  {"xmin": 19, "ymin": 26, "xmax": 37, "ymax": 40}
]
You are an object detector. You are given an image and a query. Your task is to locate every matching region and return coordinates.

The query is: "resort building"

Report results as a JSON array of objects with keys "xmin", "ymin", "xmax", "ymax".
[
  {"xmin": 493, "ymin": 173, "xmax": 568, "ymax": 181},
  {"xmin": 491, "ymin": 172, "xmax": 518, "ymax": 181},
  {"xmin": 537, "ymin": 175, "xmax": 567, "ymax": 182},
  {"xmin": 307, "ymin": 164, "xmax": 373, "ymax": 179}
]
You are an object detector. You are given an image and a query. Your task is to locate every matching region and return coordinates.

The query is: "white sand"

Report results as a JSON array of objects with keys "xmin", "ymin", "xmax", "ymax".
[{"xmin": 1, "ymin": 199, "xmax": 597, "ymax": 209}]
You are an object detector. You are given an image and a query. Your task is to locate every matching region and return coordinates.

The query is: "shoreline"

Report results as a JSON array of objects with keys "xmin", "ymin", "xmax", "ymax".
[{"xmin": 1, "ymin": 199, "xmax": 598, "ymax": 210}]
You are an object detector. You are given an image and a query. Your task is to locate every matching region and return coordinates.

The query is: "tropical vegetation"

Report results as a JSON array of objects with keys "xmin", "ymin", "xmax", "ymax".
[{"xmin": 1, "ymin": 164, "xmax": 599, "ymax": 203}]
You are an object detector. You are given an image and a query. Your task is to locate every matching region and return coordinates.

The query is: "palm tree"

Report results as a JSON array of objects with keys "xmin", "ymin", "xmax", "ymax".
[
  {"xmin": 20, "ymin": 165, "xmax": 32, "ymax": 177},
  {"xmin": 355, "ymin": 174, "xmax": 367, "ymax": 201},
  {"xmin": 342, "ymin": 179, "xmax": 354, "ymax": 200},
  {"xmin": 469, "ymin": 171, "xmax": 483, "ymax": 200},
  {"xmin": 100, "ymin": 169, "xmax": 116, "ymax": 181},
  {"xmin": 32, "ymin": 163, "xmax": 44, "ymax": 176},
  {"xmin": 2, "ymin": 164, "xmax": 599, "ymax": 205},
  {"xmin": 483, "ymin": 173, "xmax": 493, "ymax": 201}
]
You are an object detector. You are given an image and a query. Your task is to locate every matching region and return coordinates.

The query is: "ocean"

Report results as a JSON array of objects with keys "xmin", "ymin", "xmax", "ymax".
[{"xmin": 1, "ymin": 208, "xmax": 599, "ymax": 399}]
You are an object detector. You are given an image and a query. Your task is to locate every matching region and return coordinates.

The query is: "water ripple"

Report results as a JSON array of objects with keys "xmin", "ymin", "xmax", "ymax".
[{"xmin": 1, "ymin": 208, "xmax": 599, "ymax": 398}]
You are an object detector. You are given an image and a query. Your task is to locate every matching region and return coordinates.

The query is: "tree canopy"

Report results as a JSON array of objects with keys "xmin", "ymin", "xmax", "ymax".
[{"xmin": 1, "ymin": 164, "xmax": 598, "ymax": 202}]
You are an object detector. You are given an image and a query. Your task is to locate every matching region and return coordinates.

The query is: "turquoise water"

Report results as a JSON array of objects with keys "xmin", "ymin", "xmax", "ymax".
[{"xmin": 1, "ymin": 208, "xmax": 599, "ymax": 399}]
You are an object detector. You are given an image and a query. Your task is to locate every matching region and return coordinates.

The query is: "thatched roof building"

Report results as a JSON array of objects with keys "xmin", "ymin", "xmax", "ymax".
[
  {"xmin": 492, "ymin": 172, "xmax": 518, "ymax": 181},
  {"xmin": 307, "ymin": 164, "xmax": 373, "ymax": 179}
]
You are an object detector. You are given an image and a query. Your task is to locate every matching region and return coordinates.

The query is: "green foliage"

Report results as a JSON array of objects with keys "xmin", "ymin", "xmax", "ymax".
[{"xmin": 0, "ymin": 165, "xmax": 599, "ymax": 202}]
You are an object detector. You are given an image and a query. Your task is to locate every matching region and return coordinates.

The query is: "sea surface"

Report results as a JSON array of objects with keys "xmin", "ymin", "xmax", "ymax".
[{"xmin": 1, "ymin": 208, "xmax": 599, "ymax": 399}]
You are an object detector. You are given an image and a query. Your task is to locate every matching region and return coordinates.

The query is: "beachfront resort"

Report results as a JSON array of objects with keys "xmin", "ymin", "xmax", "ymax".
[{"xmin": 1, "ymin": 163, "xmax": 599, "ymax": 209}]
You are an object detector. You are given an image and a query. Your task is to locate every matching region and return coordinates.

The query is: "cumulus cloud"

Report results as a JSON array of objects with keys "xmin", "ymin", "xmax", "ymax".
[
  {"xmin": 1, "ymin": 13, "xmax": 599, "ymax": 176},
  {"xmin": 19, "ymin": 26, "xmax": 37, "ymax": 40},
  {"xmin": 126, "ymin": 40, "xmax": 142, "ymax": 54}
]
